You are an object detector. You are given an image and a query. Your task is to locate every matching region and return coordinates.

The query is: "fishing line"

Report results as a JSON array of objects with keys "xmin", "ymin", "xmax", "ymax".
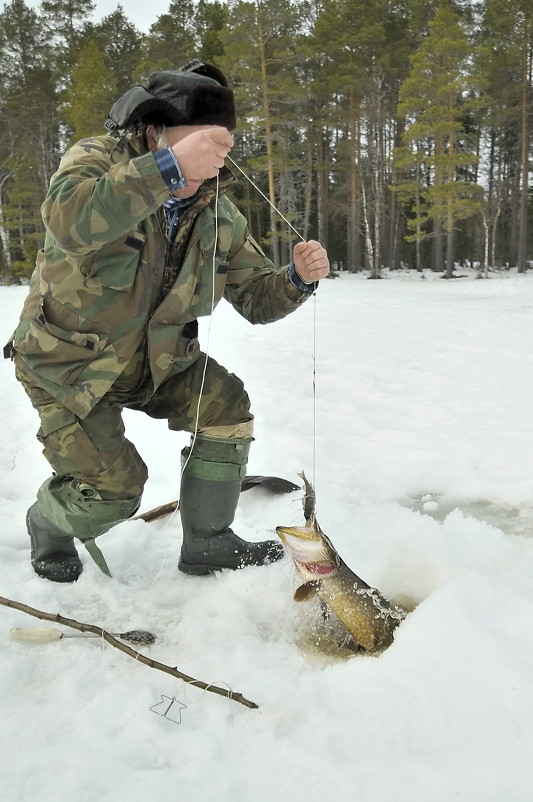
[
  {"xmin": 227, "ymin": 156, "xmax": 319, "ymax": 487},
  {"xmin": 145, "ymin": 176, "xmax": 220, "ymax": 592},
  {"xmin": 227, "ymin": 156, "xmax": 306, "ymax": 244},
  {"xmin": 161, "ymin": 152, "xmax": 319, "ymax": 537},
  {"xmin": 162, "ymin": 174, "xmax": 221, "ymax": 533},
  {"xmin": 312, "ymin": 295, "xmax": 317, "ymax": 486},
  {"xmin": 185, "ymin": 173, "xmax": 220, "ymax": 459}
]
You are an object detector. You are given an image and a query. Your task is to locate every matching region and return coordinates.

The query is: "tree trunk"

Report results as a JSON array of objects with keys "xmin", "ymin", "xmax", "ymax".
[
  {"xmin": 517, "ymin": 38, "xmax": 530, "ymax": 273},
  {"xmin": 349, "ymin": 155, "xmax": 360, "ymax": 271},
  {"xmin": 446, "ymin": 216, "xmax": 455, "ymax": 278},
  {"xmin": 257, "ymin": 18, "xmax": 279, "ymax": 265},
  {"xmin": 445, "ymin": 132, "xmax": 455, "ymax": 278},
  {"xmin": 480, "ymin": 211, "xmax": 489, "ymax": 277},
  {"xmin": 348, "ymin": 109, "xmax": 361, "ymax": 272},
  {"xmin": 433, "ymin": 220, "xmax": 444, "ymax": 272},
  {"xmin": 302, "ymin": 137, "xmax": 313, "ymax": 242},
  {"xmin": 316, "ymin": 129, "xmax": 329, "ymax": 251},
  {"xmin": 0, "ymin": 174, "xmax": 13, "ymax": 274},
  {"xmin": 361, "ymin": 179, "xmax": 374, "ymax": 273}
]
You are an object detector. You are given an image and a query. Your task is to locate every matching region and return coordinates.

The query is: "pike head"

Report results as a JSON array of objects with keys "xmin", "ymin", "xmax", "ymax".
[{"xmin": 276, "ymin": 514, "xmax": 340, "ymax": 583}]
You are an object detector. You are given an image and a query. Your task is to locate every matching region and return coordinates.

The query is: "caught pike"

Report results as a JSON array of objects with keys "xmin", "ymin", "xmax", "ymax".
[{"xmin": 276, "ymin": 473, "xmax": 406, "ymax": 654}]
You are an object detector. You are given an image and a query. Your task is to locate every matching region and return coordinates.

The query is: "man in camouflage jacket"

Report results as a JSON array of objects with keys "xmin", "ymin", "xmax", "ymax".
[{"xmin": 7, "ymin": 61, "xmax": 330, "ymax": 583}]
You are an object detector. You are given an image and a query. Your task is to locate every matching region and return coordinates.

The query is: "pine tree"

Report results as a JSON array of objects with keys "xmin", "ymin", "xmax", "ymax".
[
  {"xmin": 63, "ymin": 39, "xmax": 117, "ymax": 141},
  {"xmin": 0, "ymin": 0, "xmax": 60, "ymax": 280},
  {"xmin": 87, "ymin": 7, "xmax": 144, "ymax": 96},
  {"xmin": 136, "ymin": 0, "xmax": 197, "ymax": 78},
  {"xmin": 1, "ymin": 145, "xmax": 43, "ymax": 281},
  {"xmin": 393, "ymin": 3, "xmax": 486, "ymax": 276},
  {"xmin": 220, "ymin": 0, "xmax": 306, "ymax": 265},
  {"xmin": 41, "ymin": 0, "xmax": 96, "ymax": 77},
  {"xmin": 312, "ymin": 0, "xmax": 410, "ymax": 275},
  {"xmin": 479, "ymin": 0, "xmax": 532, "ymax": 272},
  {"xmin": 195, "ymin": 0, "xmax": 227, "ymax": 63}
]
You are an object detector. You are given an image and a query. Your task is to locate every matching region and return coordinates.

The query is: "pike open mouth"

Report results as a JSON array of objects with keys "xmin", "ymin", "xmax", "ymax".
[
  {"xmin": 295, "ymin": 559, "xmax": 336, "ymax": 576},
  {"xmin": 276, "ymin": 527, "xmax": 338, "ymax": 576}
]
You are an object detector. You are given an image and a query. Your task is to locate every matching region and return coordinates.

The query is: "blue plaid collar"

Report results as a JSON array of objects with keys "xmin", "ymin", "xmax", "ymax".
[{"xmin": 163, "ymin": 196, "xmax": 196, "ymax": 241}]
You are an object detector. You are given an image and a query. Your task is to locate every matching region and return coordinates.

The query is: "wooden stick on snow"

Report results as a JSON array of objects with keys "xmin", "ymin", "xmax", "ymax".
[{"xmin": 0, "ymin": 595, "xmax": 258, "ymax": 709}]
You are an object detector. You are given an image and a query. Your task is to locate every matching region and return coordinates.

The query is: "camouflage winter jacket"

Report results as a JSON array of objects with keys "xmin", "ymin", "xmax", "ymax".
[{"xmin": 9, "ymin": 133, "xmax": 311, "ymax": 419}]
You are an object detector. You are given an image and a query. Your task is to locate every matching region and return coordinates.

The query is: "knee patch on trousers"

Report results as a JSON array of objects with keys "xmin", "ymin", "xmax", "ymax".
[{"xmin": 34, "ymin": 403, "xmax": 147, "ymax": 499}]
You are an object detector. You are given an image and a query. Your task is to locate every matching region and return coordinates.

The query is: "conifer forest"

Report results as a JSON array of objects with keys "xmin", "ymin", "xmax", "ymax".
[{"xmin": 0, "ymin": 0, "xmax": 531, "ymax": 282}]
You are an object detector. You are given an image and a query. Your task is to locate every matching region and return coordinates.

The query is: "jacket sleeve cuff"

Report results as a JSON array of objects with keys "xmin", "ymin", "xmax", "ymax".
[
  {"xmin": 288, "ymin": 262, "xmax": 318, "ymax": 293},
  {"xmin": 153, "ymin": 147, "xmax": 188, "ymax": 193}
]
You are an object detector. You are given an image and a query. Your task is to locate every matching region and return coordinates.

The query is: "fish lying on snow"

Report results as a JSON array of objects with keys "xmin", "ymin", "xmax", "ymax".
[{"xmin": 276, "ymin": 472, "xmax": 406, "ymax": 654}]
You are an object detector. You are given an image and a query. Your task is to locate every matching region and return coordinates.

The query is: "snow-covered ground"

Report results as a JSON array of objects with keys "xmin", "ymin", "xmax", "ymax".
[{"xmin": 2, "ymin": 268, "xmax": 533, "ymax": 801}]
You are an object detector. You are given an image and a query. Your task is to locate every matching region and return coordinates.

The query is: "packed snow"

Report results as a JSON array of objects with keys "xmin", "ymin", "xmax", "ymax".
[{"xmin": 1, "ymin": 268, "xmax": 533, "ymax": 801}]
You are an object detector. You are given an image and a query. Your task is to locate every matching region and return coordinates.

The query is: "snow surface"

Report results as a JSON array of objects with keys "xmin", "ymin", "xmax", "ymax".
[{"xmin": 2, "ymin": 268, "xmax": 533, "ymax": 801}]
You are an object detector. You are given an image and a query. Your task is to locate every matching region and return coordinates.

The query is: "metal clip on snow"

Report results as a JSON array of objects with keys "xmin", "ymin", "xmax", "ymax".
[{"xmin": 150, "ymin": 695, "xmax": 187, "ymax": 725}]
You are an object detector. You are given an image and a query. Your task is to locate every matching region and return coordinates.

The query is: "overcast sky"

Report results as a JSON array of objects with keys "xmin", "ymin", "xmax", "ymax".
[{"xmin": 7, "ymin": 1, "xmax": 175, "ymax": 32}]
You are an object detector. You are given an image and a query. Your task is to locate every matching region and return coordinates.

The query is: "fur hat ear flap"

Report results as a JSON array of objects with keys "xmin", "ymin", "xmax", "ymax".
[{"xmin": 122, "ymin": 98, "xmax": 185, "ymax": 129}]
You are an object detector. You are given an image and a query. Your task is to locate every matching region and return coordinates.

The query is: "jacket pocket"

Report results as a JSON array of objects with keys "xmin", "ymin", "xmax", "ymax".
[
  {"xmin": 150, "ymin": 322, "xmax": 200, "ymax": 376},
  {"xmin": 82, "ymin": 231, "xmax": 145, "ymax": 291},
  {"xmin": 13, "ymin": 295, "xmax": 108, "ymax": 385},
  {"xmin": 35, "ymin": 406, "xmax": 107, "ymax": 480},
  {"xmin": 198, "ymin": 244, "xmax": 229, "ymax": 307}
]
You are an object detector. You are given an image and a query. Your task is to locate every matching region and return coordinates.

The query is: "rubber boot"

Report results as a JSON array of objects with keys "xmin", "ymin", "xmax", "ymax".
[
  {"xmin": 178, "ymin": 436, "xmax": 284, "ymax": 576},
  {"xmin": 27, "ymin": 502, "xmax": 82, "ymax": 583},
  {"xmin": 28, "ymin": 477, "xmax": 142, "ymax": 581}
]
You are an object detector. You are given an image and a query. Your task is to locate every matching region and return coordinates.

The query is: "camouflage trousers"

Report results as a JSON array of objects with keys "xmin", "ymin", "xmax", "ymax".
[{"xmin": 15, "ymin": 350, "xmax": 253, "ymax": 544}]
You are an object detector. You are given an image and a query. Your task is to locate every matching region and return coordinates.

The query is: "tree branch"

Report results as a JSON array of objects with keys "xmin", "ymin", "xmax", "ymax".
[
  {"xmin": 0, "ymin": 595, "xmax": 259, "ymax": 710},
  {"xmin": 132, "ymin": 500, "xmax": 179, "ymax": 523}
]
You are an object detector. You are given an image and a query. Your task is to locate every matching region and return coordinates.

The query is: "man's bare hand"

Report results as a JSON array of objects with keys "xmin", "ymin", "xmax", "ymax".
[
  {"xmin": 293, "ymin": 240, "xmax": 330, "ymax": 284},
  {"xmin": 171, "ymin": 126, "xmax": 234, "ymax": 181}
]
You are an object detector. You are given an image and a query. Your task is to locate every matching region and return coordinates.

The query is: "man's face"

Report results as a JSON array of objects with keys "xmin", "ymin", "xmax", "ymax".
[{"xmin": 150, "ymin": 124, "xmax": 227, "ymax": 199}]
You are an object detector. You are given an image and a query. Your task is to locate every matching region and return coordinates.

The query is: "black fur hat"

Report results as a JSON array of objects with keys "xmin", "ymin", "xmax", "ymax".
[{"xmin": 106, "ymin": 62, "xmax": 236, "ymax": 132}]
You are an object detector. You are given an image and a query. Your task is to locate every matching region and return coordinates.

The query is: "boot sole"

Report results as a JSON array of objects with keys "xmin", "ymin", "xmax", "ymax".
[
  {"xmin": 178, "ymin": 546, "xmax": 285, "ymax": 576},
  {"xmin": 32, "ymin": 557, "xmax": 83, "ymax": 583},
  {"xmin": 178, "ymin": 559, "xmax": 229, "ymax": 576},
  {"xmin": 27, "ymin": 509, "xmax": 82, "ymax": 583}
]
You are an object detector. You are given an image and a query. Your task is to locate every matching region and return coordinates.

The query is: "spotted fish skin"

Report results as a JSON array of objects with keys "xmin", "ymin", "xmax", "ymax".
[{"xmin": 276, "ymin": 472, "xmax": 405, "ymax": 653}]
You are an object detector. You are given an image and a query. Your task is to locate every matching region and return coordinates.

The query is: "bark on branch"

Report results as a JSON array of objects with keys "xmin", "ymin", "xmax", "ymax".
[
  {"xmin": 0, "ymin": 595, "xmax": 259, "ymax": 709},
  {"xmin": 132, "ymin": 500, "xmax": 179, "ymax": 523}
]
